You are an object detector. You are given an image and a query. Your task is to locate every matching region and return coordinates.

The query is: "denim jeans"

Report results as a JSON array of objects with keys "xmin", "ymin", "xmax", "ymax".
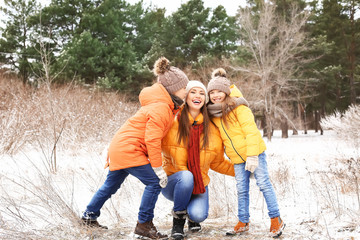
[
  {"xmin": 234, "ymin": 152, "xmax": 280, "ymax": 223},
  {"xmin": 161, "ymin": 170, "xmax": 209, "ymax": 223},
  {"xmin": 83, "ymin": 163, "xmax": 161, "ymax": 223}
]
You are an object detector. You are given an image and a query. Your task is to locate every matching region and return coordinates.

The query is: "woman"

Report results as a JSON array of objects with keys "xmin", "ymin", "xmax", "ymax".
[
  {"xmin": 161, "ymin": 80, "xmax": 235, "ymax": 240},
  {"xmin": 81, "ymin": 57, "xmax": 189, "ymax": 240}
]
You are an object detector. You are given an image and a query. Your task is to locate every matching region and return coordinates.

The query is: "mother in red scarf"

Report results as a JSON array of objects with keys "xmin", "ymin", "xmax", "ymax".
[{"xmin": 161, "ymin": 80, "xmax": 235, "ymax": 240}]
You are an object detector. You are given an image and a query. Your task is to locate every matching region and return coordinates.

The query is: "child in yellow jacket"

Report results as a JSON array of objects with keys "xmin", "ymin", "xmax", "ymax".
[{"xmin": 207, "ymin": 68, "xmax": 285, "ymax": 238}]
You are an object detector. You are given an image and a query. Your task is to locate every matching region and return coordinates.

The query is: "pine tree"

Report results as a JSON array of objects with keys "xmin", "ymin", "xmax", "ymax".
[{"xmin": 0, "ymin": 0, "xmax": 39, "ymax": 84}]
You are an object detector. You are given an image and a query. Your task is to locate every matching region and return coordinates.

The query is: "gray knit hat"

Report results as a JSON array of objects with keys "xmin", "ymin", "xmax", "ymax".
[
  {"xmin": 153, "ymin": 57, "xmax": 189, "ymax": 94},
  {"xmin": 207, "ymin": 68, "xmax": 231, "ymax": 95}
]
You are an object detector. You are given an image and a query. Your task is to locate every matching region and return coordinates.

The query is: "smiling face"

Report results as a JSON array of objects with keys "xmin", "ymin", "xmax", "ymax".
[
  {"xmin": 209, "ymin": 89, "xmax": 226, "ymax": 104},
  {"xmin": 186, "ymin": 87, "xmax": 206, "ymax": 111}
]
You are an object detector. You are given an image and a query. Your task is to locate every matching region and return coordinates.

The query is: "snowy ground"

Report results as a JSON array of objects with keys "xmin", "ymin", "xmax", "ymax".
[{"xmin": 0, "ymin": 130, "xmax": 359, "ymax": 239}]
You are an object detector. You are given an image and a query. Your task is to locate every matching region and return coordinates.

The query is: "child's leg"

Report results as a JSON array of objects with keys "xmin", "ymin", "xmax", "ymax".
[
  {"xmin": 83, "ymin": 169, "xmax": 128, "ymax": 220},
  {"xmin": 234, "ymin": 163, "xmax": 251, "ymax": 223},
  {"xmin": 129, "ymin": 164, "xmax": 164, "ymax": 223},
  {"xmin": 253, "ymin": 152, "xmax": 280, "ymax": 218}
]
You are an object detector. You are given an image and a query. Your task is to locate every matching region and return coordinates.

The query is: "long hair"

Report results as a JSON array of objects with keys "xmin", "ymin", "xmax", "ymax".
[
  {"xmin": 221, "ymin": 95, "xmax": 238, "ymax": 128},
  {"xmin": 177, "ymin": 103, "xmax": 210, "ymax": 149}
]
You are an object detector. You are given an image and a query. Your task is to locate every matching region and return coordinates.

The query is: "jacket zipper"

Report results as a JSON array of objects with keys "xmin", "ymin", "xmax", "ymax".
[{"xmin": 220, "ymin": 118, "xmax": 245, "ymax": 162}]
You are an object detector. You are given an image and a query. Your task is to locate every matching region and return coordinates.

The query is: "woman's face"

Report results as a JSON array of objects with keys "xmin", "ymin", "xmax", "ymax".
[
  {"xmin": 209, "ymin": 89, "xmax": 226, "ymax": 104},
  {"xmin": 186, "ymin": 87, "xmax": 206, "ymax": 111},
  {"xmin": 173, "ymin": 87, "xmax": 187, "ymax": 100}
]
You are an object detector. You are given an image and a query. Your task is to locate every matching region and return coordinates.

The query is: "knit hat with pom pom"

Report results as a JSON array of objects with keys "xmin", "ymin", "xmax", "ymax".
[
  {"xmin": 153, "ymin": 57, "xmax": 189, "ymax": 94},
  {"xmin": 207, "ymin": 68, "xmax": 231, "ymax": 95}
]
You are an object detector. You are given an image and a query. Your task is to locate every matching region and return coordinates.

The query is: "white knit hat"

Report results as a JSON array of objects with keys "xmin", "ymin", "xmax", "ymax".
[{"xmin": 186, "ymin": 80, "xmax": 209, "ymax": 103}]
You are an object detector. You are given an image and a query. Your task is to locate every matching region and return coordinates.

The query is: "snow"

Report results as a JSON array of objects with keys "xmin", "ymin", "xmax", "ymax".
[{"xmin": 0, "ymin": 130, "xmax": 359, "ymax": 239}]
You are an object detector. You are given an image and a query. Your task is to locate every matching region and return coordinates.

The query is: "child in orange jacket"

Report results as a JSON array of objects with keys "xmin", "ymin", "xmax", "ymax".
[{"xmin": 81, "ymin": 57, "xmax": 189, "ymax": 239}]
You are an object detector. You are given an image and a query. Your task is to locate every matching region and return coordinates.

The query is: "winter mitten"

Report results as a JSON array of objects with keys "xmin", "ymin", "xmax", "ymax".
[
  {"xmin": 245, "ymin": 156, "xmax": 258, "ymax": 173},
  {"xmin": 152, "ymin": 167, "xmax": 168, "ymax": 188}
]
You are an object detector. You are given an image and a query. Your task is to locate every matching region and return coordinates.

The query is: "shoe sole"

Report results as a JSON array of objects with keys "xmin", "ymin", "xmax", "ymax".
[
  {"xmin": 272, "ymin": 223, "xmax": 286, "ymax": 238},
  {"xmin": 225, "ymin": 230, "xmax": 248, "ymax": 236},
  {"xmin": 189, "ymin": 227, "xmax": 201, "ymax": 233},
  {"xmin": 134, "ymin": 233, "xmax": 168, "ymax": 239}
]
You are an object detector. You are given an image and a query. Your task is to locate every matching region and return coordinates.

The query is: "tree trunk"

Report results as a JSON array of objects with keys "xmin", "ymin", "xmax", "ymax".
[
  {"xmin": 303, "ymin": 108, "xmax": 307, "ymax": 134},
  {"xmin": 349, "ymin": 5, "xmax": 356, "ymax": 104},
  {"xmin": 281, "ymin": 118, "xmax": 288, "ymax": 138},
  {"xmin": 264, "ymin": 111, "xmax": 273, "ymax": 140},
  {"xmin": 315, "ymin": 110, "xmax": 319, "ymax": 133}
]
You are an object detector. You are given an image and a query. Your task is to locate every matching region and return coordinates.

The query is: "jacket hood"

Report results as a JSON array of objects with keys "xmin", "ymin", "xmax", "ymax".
[
  {"xmin": 230, "ymin": 84, "xmax": 244, "ymax": 98},
  {"xmin": 139, "ymin": 83, "xmax": 174, "ymax": 109}
]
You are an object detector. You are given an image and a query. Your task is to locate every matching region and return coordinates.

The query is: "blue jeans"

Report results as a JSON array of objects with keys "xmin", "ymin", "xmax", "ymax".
[
  {"xmin": 234, "ymin": 152, "xmax": 280, "ymax": 223},
  {"xmin": 83, "ymin": 164, "xmax": 161, "ymax": 223},
  {"xmin": 161, "ymin": 170, "xmax": 209, "ymax": 223}
]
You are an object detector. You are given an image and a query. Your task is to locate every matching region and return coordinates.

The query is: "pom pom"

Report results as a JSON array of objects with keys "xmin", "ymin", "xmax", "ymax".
[
  {"xmin": 153, "ymin": 57, "xmax": 170, "ymax": 76},
  {"xmin": 211, "ymin": 68, "xmax": 227, "ymax": 78}
]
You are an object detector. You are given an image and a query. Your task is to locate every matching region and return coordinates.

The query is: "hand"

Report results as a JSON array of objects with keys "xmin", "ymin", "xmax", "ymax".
[
  {"xmin": 245, "ymin": 156, "xmax": 258, "ymax": 173},
  {"xmin": 152, "ymin": 167, "xmax": 168, "ymax": 188}
]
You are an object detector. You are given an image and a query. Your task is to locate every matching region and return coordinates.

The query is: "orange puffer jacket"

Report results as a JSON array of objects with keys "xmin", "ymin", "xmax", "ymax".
[
  {"xmin": 107, "ymin": 83, "xmax": 178, "ymax": 171},
  {"xmin": 161, "ymin": 112, "xmax": 235, "ymax": 187}
]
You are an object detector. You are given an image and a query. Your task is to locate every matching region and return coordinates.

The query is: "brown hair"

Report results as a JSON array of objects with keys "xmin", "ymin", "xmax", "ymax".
[
  {"xmin": 220, "ymin": 95, "xmax": 238, "ymax": 128},
  {"xmin": 177, "ymin": 103, "xmax": 210, "ymax": 149}
]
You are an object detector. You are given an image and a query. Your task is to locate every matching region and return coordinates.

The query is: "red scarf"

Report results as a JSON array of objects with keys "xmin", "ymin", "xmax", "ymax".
[{"xmin": 187, "ymin": 123, "xmax": 205, "ymax": 194}]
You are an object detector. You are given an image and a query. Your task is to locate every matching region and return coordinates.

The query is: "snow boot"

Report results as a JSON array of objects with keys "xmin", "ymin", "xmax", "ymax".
[
  {"xmin": 81, "ymin": 217, "xmax": 108, "ymax": 229},
  {"xmin": 134, "ymin": 220, "xmax": 168, "ymax": 239},
  {"xmin": 270, "ymin": 216, "xmax": 285, "ymax": 238},
  {"xmin": 226, "ymin": 220, "xmax": 249, "ymax": 235},
  {"xmin": 234, "ymin": 220, "xmax": 249, "ymax": 233},
  {"xmin": 188, "ymin": 218, "xmax": 201, "ymax": 233},
  {"xmin": 171, "ymin": 210, "xmax": 187, "ymax": 240}
]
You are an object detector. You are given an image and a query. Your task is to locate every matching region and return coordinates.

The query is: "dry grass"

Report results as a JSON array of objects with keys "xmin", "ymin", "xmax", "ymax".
[
  {"xmin": 0, "ymin": 74, "xmax": 138, "ymax": 157},
  {"xmin": 0, "ymin": 74, "xmax": 139, "ymax": 239},
  {"xmin": 1, "ymin": 74, "xmax": 359, "ymax": 239}
]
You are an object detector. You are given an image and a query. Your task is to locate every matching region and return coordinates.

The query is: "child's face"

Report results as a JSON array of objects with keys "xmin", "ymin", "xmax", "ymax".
[
  {"xmin": 173, "ymin": 87, "xmax": 187, "ymax": 100},
  {"xmin": 209, "ymin": 89, "xmax": 226, "ymax": 104},
  {"xmin": 186, "ymin": 87, "xmax": 206, "ymax": 111}
]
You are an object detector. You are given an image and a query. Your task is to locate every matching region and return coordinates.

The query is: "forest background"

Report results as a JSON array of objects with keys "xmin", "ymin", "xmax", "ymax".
[{"xmin": 1, "ymin": 0, "xmax": 359, "ymax": 138}]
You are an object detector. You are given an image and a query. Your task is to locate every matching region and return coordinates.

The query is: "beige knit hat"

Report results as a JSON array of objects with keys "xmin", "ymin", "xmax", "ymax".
[
  {"xmin": 153, "ymin": 57, "xmax": 189, "ymax": 94},
  {"xmin": 207, "ymin": 68, "xmax": 231, "ymax": 95}
]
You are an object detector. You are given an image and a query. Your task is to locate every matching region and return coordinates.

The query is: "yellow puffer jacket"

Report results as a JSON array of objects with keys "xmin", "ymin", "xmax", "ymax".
[
  {"xmin": 210, "ymin": 85, "xmax": 266, "ymax": 164},
  {"xmin": 161, "ymin": 112, "xmax": 235, "ymax": 187}
]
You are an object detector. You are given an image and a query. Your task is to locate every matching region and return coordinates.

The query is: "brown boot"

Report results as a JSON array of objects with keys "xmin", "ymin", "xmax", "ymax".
[
  {"xmin": 134, "ymin": 220, "xmax": 168, "ymax": 239},
  {"xmin": 81, "ymin": 217, "xmax": 108, "ymax": 229}
]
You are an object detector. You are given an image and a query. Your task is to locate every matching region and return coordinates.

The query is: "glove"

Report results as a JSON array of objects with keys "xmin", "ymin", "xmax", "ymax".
[
  {"xmin": 152, "ymin": 167, "xmax": 168, "ymax": 188},
  {"xmin": 245, "ymin": 156, "xmax": 258, "ymax": 173}
]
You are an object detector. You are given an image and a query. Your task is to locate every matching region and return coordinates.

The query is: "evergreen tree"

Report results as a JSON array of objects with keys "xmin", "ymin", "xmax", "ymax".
[
  {"xmin": 0, "ymin": 0, "xmax": 39, "ymax": 84},
  {"xmin": 205, "ymin": 5, "xmax": 238, "ymax": 58},
  {"xmin": 306, "ymin": 0, "xmax": 360, "ymax": 114},
  {"xmin": 160, "ymin": 0, "xmax": 210, "ymax": 66},
  {"xmin": 59, "ymin": 0, "xmax": 144, "ymax": 91}
]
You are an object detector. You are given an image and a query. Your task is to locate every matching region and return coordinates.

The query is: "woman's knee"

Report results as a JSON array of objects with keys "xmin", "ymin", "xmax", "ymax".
[
  {"xmin": 178, "ymin": 171, "xmax": 194, "ymax": 188},
  {"xmin": 188, "ymin": 208, "xmax": 208, "ymax": 223}
]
